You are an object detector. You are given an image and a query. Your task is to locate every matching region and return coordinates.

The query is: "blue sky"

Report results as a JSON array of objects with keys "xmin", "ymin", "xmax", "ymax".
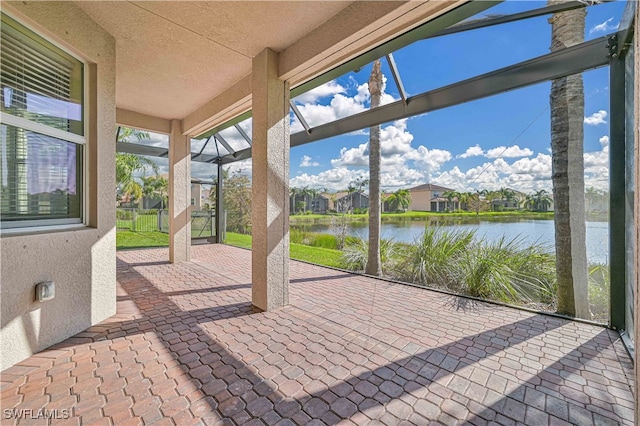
[{"xmin": 139, "ymin": 1, "xmax": 624, "ymax": 195}]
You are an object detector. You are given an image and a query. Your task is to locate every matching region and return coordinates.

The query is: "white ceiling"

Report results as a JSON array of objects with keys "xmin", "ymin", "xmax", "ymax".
[{"xmin": 76, "ymin": 1, "xmax": 353, "ymax": 120}]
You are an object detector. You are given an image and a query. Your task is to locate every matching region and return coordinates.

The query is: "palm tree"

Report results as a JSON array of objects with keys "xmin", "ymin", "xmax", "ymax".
[
  {"xmin": 366, "ymin": 59, "xmax": 383, "ymax": 277},
  {"xmin": 493, "ymin": 187, "xmax": 516, "ymax": 210},
  {"xmin": 116, "ymin": 153, "xmax": 158, "ymax": 206},
  {"xmin": 289, "ymin": 187, "xmax": 301, "ymax": 214},
  {"xmin": 457, "ymin": 191, "xmax": 472, "ymax": 211},
  {"xmin": 348, "ymin": 177, "xmax": 369, "ymax": 194},
  {"xmin": 301, "ymin": 186, "xmax": 319, "ymax": 213},
  {"xmin": 387, "ymin": 189, "xmax": 411, "ymax": 212},
  {"xmin": 141, "ymin": 175, "xmax": 168, "ymax": 209},
  {"xmin": 141, "ymin": 176, "xmax": 156, "ymax": 208},
  {"xmin": 442, "ymin": 190, "xmax": 459, "ymax": 212},
  {"xmin": 529, "ymin": 189, "xmax": 552, "ymax": 212},
  {"xmin": 525, "ymin": 193, "xmax": 535, "ymax": 211},
  {"xmin": 469, "ymin": 189, "xmax": 486, "ymax": 215},
  {"xmin": 585, "ymin": 186, "xmax": 606, "ymax": 213},
  {"xmin": 116, "ymin": 128, "xmax": 156, "ymax": 207},
  {"xmin": 549, "ymin": 0, "xmax": 589, "ymax": 318}
]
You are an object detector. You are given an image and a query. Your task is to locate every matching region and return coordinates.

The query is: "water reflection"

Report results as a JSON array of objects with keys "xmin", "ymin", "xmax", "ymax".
[{"xmin": 292, "ymin": 217, "xmax": 609, "ymax": 264}]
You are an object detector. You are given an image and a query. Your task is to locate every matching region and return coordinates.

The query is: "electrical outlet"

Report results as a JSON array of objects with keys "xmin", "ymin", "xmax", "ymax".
[{"xmin": 35, "ymin": 281, "xmax": 55, "ymax": 302}]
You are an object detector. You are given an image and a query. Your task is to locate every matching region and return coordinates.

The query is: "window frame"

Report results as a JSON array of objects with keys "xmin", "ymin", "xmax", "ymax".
[{"xmin": 0, "ymin": 10, "xmax": 88, "ymax": 234}]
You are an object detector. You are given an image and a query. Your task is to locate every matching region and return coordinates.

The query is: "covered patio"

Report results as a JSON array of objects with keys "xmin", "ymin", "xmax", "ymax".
[{"xmin": 1, "ymin": 245, "xmax": 633, "ymax": 425}]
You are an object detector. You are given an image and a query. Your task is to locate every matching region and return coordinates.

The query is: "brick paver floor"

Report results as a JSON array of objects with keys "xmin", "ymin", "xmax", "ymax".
[{"xmin": 1, "ymin": 244, "xmax": 634, "ymax": 425}]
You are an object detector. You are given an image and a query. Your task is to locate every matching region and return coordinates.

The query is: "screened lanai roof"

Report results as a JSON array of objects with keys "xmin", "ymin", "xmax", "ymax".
[
  {"xmin": 117, "ymin": 118, "xmax": 253, "ymax": 164},
  {"xmin": 116, "ymin": 0, "xmax": 632, "ymax": 166}
]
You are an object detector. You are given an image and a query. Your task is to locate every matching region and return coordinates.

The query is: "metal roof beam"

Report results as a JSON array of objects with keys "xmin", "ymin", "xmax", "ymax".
[
  {"xmin": 425, "ymin": 1, "xmax": 607, "ymax": 40},
  {"xmin": 290, "ymin": 101, "xmax": 311, "ymax": 134},
  {"xmin": 386, "ymin": 53, "xmax": 407, "ymax": 104},
  {"xmin": 214, "ymin": 132, "xmax": 237, "ymax": 157},
  {"xmin": 234, "ymin": 124, "xmax": 252, "ymax": 146},
  {"xmin": 116, "ymin": 142, "xmax": 168, "ymax": 158},
  {"xmin": 192, "ymin": 135, "xmax": 212, "ymax": 161},
  {"xmin": 205, "ymin": 37, "xmax": 612, "ymax": 165},
  {"xmin": 197, "ymin": 110, "xmax": 252, "ymax": 140},
  {"xmin": 287, "ymin": 36, "xmax": 610, "ymax": 147},
  {"xmin": 116, "ymin": 142, "xmax": 221, "ymax": 163}
]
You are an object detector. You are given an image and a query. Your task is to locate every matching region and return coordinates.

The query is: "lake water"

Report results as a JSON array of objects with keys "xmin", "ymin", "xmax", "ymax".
[{"xmin": 292, "ymin": 218, "xmax": 610, "ymax": 264}]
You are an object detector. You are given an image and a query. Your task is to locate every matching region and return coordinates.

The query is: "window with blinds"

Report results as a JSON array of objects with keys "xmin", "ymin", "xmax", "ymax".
[{"xmin": 0, "ymin": 13, "xmax": 84, "ymax": 229}]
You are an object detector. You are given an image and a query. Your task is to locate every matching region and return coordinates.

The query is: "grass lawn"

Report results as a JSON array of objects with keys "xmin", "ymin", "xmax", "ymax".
[
  {"xmin": 225, "ymin": 232, "xmax": 344, "ymax": 268},
  {"xmin": 116, "ymin": 231, "xmax": 169, "ymax": 250},
  {"xmin": 116, "ymin": 230, "xmax": 344, "ymax": 268}
]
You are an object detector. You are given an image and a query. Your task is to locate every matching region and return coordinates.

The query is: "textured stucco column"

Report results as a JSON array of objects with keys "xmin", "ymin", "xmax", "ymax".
[
  {"xmin": 169, "ymin": 119, "xmax": 191, "ymax": 263},
  {"xmin": 251, "ymin": 48, "xmax": 290, "ymax": 311}
]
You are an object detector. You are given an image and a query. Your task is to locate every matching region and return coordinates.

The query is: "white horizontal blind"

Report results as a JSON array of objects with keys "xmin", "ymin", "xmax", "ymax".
[
  {"xmin": 0, "ymin": 13, "xmax": 84, "ymax": 228},
  {"xmin": 1, "ymin": 31, "xmax": 72, "ymax": 100},
  {"xmin": 1, "ymin": 14, "xmax": 83, "ymax": 136}
]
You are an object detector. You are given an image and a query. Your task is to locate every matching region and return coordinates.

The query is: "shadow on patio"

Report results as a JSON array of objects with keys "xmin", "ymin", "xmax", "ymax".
[{"xmin": 0, "ymin": 244, "xmax": 634, "ymax": 425}]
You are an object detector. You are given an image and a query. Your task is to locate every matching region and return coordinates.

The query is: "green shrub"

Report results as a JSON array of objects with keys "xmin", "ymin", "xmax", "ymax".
[
  {"xmin": 392, "ymin": 226, "xmax": 557, "ymax": 307},
  {"xmin": 457, "ymin": 236, "xmax": 555, "ymax": 304},
  {"xmin": 309, "ymin": 233, "xmax": 338, "ymax": 250},
  {"xmin": 290, "ymin": 229, "xmax": 338, "ymax": 249},
  {"xmin": 290, "ymin": 228, "xmax": 307, "ymax": 244},
  {"xmin": 395, "ymin": 226, "xmax": 474, "ymax": 287},
  {"xmin": 340, "ymin": 237, "xmax": 398, "ymax": 273}
]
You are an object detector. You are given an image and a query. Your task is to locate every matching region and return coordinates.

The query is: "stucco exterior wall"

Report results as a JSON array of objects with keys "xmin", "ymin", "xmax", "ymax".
[
  {"xmin": 409, "ymin": 189, "xmax": 433, "ymax": 211},
  {"xmin": 0, "ymin": 2, "xmax": 116, "ymax": 371}
]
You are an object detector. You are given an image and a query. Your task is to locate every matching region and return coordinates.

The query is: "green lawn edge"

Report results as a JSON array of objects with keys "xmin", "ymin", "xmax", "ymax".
[
  {"xmin": 224, "ymin": 232, "xmax": 343, "ymax": 267},
  {"xmin": 116, "ymin": 231, "xmax": 344, "ymax": 268}
]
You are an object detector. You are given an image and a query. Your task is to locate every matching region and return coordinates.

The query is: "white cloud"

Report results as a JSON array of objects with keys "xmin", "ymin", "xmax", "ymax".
[
  {"xmin": 291, "ymin": 93, "xmax": 367, "ymax": 133},
  {"xmin": 589, "ymin": 17, "xmax": 618, "ymax": 35},
  {"xmin": 293, "ymin": 80, "xmax": 346, "ymax": 104},
  {"xmin": 290, "ymin": 167, "xmax": 367, "ymax": 192},
  {"xmin": 584, "ymin": 110, "xmax": 608, "ymax": 126},
  {"xmin": 381, "ymin": 119, "xmax": 414, "ymax": 156},
  {"xmin": 510, "ymin": 153, "xmax": 552, "ymax": 176},
  {"xmin": 300, "ymin": 155, "xmax": 319, "ymax": 168},
  {"xmin": 599, "ymin": 135, "xmax": 609, "ymax": 148},
  {"xmin": 291, "ymin": 74, "xmax": 398, "ymax": 134},
  {"xmin": 584, "ymin": 143, "xmax": 609, "ymax": 190},
  {"xmin": 290, "ymin": 164, "xmax": 425, "ymax": 193},
  {"xmin": 331, "ymin": 143, "xmax": 369, "ymax": 167},
  {"xmin": 330, "ymin": 119, "xmax": 414, "ymax": 168},
  {"xmin": 431, "ymin": 153, "xmax": 552, "ymax": 193},
  {"xmin": 404, "ymin": 145, "xmax": 452, "ymax": 179},
  {"xmin": 225, "ymin": 158, "xmax": 253, "ymax": 178},
  {"xmin": 432, "ymin": 166, "xmax": 468, "ymax": 189},
  {"xmin": 458, "ymin": 144, "xmax": 484, "ymax": 159},
  {"xmin": 485, "ymin": 144, "xmax": 533, "ymax": 159},
  {"xmin": 379, "ymin": 165, "xmax": 424, "ymax": 190},
  {"xmin": 430, "ymin": 142, "xmax": 611, "ymax": 194}
]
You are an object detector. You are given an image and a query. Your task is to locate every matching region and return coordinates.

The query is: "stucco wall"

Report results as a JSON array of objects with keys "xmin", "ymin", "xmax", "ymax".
[
  {"xmin": 0, "ymin": 2, "xmax": 116, "ymax": 371},
  {"xmin": 409, "ymin": 189, "xmax": 432, "ymax": 211}
]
